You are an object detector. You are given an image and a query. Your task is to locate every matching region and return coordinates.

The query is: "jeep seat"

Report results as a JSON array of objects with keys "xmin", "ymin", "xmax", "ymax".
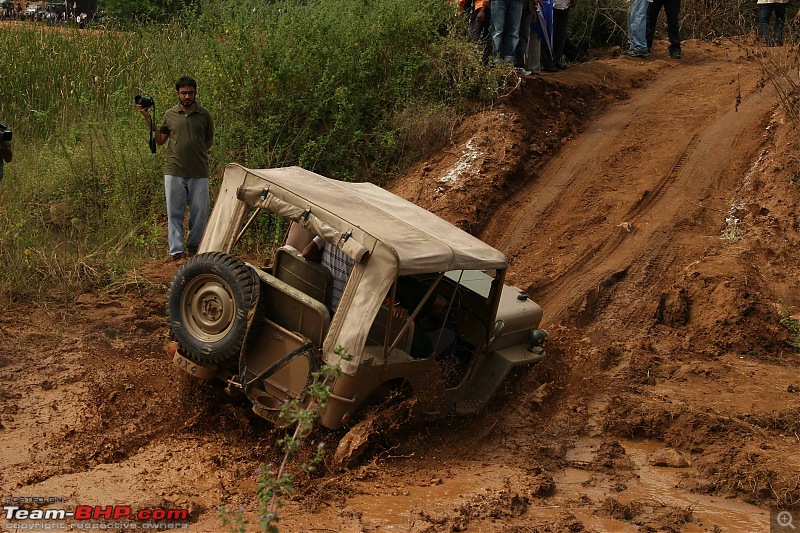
[{"xmin": 272, "ymin": 245, "xmax": 334, "ymax": 309}]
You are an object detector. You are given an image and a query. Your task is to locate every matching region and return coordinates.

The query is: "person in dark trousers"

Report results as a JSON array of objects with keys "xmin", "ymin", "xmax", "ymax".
[
  {"xmin": 137, "ymin": 76, "xmax": 214, "ymax": 261},
  {"xmin": 0, "ymin": 122, "xmax": 12, "ymax": 194},
  {"xmin": 646, "ymin": 0, "xmax": 682, "ymax": 59},
  {"xmin": 758, "ymin": 0, "xmax": 789, "ymax": 46},
  {"xmin": 542, "ymin": 0, "xmax": 575, "ymax": 72}
]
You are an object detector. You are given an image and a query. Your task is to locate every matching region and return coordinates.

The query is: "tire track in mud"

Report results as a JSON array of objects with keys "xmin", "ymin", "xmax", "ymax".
[{"xmin": 480, "ymin": 55, "xmax": 775, "ymax": 329}]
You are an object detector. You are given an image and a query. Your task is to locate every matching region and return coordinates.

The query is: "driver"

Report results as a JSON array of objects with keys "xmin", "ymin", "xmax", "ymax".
[{"xmin": 386, "ymin": 276, "xmax": 457, "ymax": 360}]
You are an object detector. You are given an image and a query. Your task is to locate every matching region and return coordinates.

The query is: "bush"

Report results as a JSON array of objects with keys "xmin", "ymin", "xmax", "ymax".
[{"xmin": 0, "ymin": 0, "xmax": 499, "ymax": 301}]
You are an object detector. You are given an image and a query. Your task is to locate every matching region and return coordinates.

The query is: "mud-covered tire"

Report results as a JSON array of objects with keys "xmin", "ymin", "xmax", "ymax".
[{"xmin": 168, "ymin": 252, "xmax": 262, "ymax": 365}]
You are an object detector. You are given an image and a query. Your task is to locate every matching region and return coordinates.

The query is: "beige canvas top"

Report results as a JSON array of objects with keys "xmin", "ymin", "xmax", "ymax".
[{"xmin": 201, "ymin": 164, "xmax": 507, "ymax": 374}]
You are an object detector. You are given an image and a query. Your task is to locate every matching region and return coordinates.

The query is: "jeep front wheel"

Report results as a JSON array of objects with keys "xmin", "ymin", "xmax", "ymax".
[{"xmin": 168, "ymin": 252, "xmax": 262, "ymax": 365}]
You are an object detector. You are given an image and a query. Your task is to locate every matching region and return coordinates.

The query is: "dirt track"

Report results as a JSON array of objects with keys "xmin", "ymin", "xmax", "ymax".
[{"xmin": 2, "ymin": 38, "xmax": 800, "ymax": 532}]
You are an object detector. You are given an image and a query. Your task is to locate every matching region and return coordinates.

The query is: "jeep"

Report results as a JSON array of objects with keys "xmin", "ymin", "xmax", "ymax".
[{"xmin": 168, "ymin": 164, "xmax": 547, "ymax": 430}]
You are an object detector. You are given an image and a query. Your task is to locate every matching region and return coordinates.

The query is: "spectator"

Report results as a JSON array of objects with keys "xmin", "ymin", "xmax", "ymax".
[
  {"xmin": 627, "ymin": 0, "xmax": 649, "ymax": 57},
  {"xmin": 491, "ymin": 0, "xmax": 524, "ymax": 65},
  {"xmin": 759, "ymin": 0, "xmax": 789, "ymax": 46},
  {"xmin": 542, "ymin": 0, "xmax": 575, "ymax": 72},
  {"xmin": 518, "ymin": 0, "xmax": 544, "ymax": 75},
  {"xmin": 0, "ymin": 122, "xmax": 12, "ymax": 195},
  {"xmin": 137, "ymin": 76, "xmax": 214, "ymax": 261},
  {"xmin": 459, "ymin": 0, "xmax": 493, "ymax": 64},
  {"xmin": 514, "ymin": 0, "xmax": 535, "ymax": 75},
  {"xmin": 646, "ymin": 0, "xmax": 681, "ymax": 59}
]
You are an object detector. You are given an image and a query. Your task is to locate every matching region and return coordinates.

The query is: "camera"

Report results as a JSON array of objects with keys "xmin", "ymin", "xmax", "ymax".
[
  {"xmin": 134, "ymin": 95, "xmax": 155, "ymax": 109},
  {"xmin": 0, "ymin": 122, "xmax": 11, "ymax": 142}
]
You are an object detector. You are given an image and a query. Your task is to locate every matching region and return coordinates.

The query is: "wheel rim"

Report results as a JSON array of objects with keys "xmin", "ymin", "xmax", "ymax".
[{"xmin": 181, "ymin": 274, "xmax": 236, "ymax": 342}]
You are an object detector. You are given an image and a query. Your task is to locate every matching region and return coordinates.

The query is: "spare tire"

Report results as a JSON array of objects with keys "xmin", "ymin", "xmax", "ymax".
[{"xmin": 168, "ymin": 252, "xmax": 262, "ymax": 364}]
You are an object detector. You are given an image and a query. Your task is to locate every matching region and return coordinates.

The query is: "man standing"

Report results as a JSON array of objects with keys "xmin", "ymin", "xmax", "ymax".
[
  {"xmin": 626, "ymin": 0, "xmax": 649, "ymax": 57},
  {"xmin": 758, "ymin": 0, "xmax": 789, "ymax": 46},
  {"xmin": 459, "ymin": 0, "xmax": 492, "ymax": 64},
  {"xmin": 0, "ymin": 122, "xmax": 12, "ymax": 194},
  {"xmin": 646, "ymin": 0, "xmax": 681, "ymax": 59},
  {"xmin": 138, "ymin": 76, "xmax": 214, "ymax": 261},
  {"xmin": 541, "ymin": 0, "xmax": 574, "ymax": 72},
  {"xmin": 491, "ymin": 0, "xmax": 524, "ymax": 66}
]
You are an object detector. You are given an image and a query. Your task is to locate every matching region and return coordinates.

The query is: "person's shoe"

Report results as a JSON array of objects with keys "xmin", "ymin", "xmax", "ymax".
[
  {"xmin": 515, "ymin": 67, "xmax": 533, "ymax": 76},
  {"xmin": 171, "ymin": 252, "xmax": 186, "ymax": 261},
  {"xmin": 626, "ymin": 49, "xmax": 649, "ymax": 58},
  {"xmin": 542, "ymin": 65, "xmax": 558, "ymax": 73},
  {"xmin": 557, "ymin": 63, "xmax": 568, "ymax": 70},
  {"xmin": 187, "ymin": 247, "xmax": 198, "ymax": 258},
  {"xmin": 669, "ymin": 49, "xmax": 682, "ymax": 59}
]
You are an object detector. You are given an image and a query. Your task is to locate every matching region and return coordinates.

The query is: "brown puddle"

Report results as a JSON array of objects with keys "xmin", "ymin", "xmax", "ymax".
[{"xmin": 339, "ymin": 439, "xmax": 770, "ymax": 532}]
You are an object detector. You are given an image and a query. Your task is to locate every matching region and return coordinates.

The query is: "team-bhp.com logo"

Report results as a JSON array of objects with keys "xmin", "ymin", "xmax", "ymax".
[{"xmin": 3, "ymin": 501, "xmax": 189, "ymax": 530}]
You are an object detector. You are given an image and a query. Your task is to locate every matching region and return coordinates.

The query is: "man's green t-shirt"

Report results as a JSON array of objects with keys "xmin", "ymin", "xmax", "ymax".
[{"xmin": 159, "ymin": 104, "xmax": 214, "ymax": 179}]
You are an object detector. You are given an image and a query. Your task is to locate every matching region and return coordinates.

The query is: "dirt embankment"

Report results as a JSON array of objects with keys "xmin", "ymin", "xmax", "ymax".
[{"xmin": 2, "ymin": 38, "xmax": 800, "ymax": 532}]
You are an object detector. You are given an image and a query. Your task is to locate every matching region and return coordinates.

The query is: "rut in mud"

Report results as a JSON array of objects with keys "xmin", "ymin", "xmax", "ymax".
[{"xmin": 2, "ymin": 38, "xmax": 800, "ymax": 532}]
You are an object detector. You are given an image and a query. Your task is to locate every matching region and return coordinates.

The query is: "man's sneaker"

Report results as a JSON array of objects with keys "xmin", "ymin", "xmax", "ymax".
[
  {"xmin": 515, "ymin": 67, "xmax": 532, "ymax": 76},
  {"xmin": 171, "ymin": 252, "xmax": 186, "ymax": 261},
  {"xmin": 626, "ymin": 49, "xmax": 649, "ymax": 58},
  {"xmin": 670, "ymin": 49, "xmax": 682, "ymax": 59}
]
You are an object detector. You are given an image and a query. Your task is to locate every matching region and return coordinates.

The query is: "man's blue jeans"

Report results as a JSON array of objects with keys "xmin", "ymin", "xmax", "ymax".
[
  {"xmin": 164, "ymin": 175, "xmax": 209, "ymax": 257},
  {"xmin": 491, "ymin": 0, "xmax": 524, "ymax": 61},
  {"xmin": 628, "ymin": 0, "xmax": 649, "ymax": 54}
]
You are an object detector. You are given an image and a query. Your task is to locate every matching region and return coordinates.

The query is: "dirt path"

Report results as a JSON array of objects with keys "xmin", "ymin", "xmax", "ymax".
[{"xmin": 2, "ymin": 39, "xmax": 799, "ymax": 533}]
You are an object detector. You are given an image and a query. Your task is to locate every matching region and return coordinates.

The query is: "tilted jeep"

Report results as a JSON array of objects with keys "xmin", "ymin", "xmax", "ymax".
[{"xmin": 168, "ymin": 164, "xmax": 547, "ymax": 430}]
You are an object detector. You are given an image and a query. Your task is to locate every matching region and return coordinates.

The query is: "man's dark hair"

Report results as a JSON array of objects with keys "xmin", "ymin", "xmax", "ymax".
[{"xmin": 175, "ymin": 76, "xmax": 197, "ymax": 91}]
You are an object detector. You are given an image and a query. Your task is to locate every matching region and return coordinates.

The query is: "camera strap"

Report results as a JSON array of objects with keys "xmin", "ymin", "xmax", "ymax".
[{"xmin": 148, "ymin": 104, "xmax": 156, "ymax": 154}]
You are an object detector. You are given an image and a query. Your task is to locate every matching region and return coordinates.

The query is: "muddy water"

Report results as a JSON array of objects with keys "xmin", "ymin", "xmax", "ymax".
[
  {"xmin": 339, "ymin": 439, "xmax": 770, "ymax": 532},
  {"xmin": 621, "ymin": 440, "xmax": 769, "ymax": 532},
  {"xmin": 558, "ymin": 439, "xmax": 770, "ymax": 533}
]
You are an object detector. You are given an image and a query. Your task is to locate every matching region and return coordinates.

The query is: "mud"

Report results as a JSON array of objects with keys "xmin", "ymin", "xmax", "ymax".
[{"xmin": 2, "ymin": 38, "xmax": 800, "ymax": 532}]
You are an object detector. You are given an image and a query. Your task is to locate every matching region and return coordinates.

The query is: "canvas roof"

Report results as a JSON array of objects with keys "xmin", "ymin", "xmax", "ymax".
[{"xmin": 240, "ymin": 165, "xmax": 506, "ymax": 273}]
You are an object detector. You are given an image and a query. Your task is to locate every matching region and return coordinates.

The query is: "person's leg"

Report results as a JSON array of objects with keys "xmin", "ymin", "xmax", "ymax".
[
  {"xmin": 759, "ymin": 4, "xmax": 774, "ymax": 46},
  {"xmin": 664, "ymin": 0, "xmax": 681, "ymax": 55},
  {"xmin": 480, "ymin": 5, "xmax": 493, "ymax": 63},
  {"xmin": 551, "ymin": 7, "xmax": 570, "ymax": 66},
  {"xmin": 526, "ymin": 26, "xmax": 541, "ymax": 73},
  {"xmin": 627, "ymin": 0, "xmax": 649, "ymax": 55},
  {"xmin": 491, "ymin": 0, "xmax": 508, "ymax": 60},
  {"xmin": 646, "ymin": 0, "xmax": 665, "ymax": 50},
  {"xmin": 502, "ymin": 0, "xmax": 523, "ymax": 63},
  {"xmin": 516, "ymin": 0, "xmax": 531, "ymax": 68},
  {"xmin": 164, "ymin": 175, "xmax": 188, "ymax": 258},
  {"xmin": 186, "ymin": 177, "xmax": 210, "ymax": 255},
  {"xmin": 774, "ymin": 3, "xmax": 787, "ymax": 46}
]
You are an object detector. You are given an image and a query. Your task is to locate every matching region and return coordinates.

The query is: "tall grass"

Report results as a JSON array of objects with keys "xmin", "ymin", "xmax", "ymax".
[{"xmin": 0, "ymin": 0, "xmax": 498, "ymax": 302}]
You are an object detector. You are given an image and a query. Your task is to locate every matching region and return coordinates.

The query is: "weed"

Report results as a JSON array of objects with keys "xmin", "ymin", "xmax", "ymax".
[
  {"xmin": 219, "ymin": 347, "xmax": 351, "ymax": 532},
  {"xmin": 779, "ymin": 313, "xmax": 800, "ymax": 351},
  {"xmin": 721, "ymin": 215, "xmax": 742, "ymax": 244}
]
